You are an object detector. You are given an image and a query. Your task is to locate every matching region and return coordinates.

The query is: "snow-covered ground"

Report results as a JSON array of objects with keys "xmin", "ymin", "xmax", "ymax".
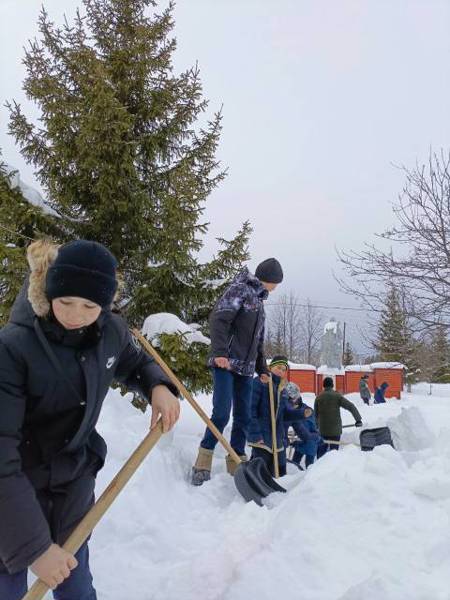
[{"xmin": 44, "ymin": 384, "xmax": 450, "ymax": 599}]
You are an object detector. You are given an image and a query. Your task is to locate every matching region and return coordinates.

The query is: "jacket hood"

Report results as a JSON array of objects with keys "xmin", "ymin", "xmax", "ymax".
[
  {"xmin": 234, "ymin": 267, "xmax": 268, "ymax": 299},
  {"xmin": 8, "ymin": 278, "xmax": 36, "ymax": 329}
]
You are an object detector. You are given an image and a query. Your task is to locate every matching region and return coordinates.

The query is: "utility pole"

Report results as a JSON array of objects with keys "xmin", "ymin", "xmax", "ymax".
[{"xmin": 342, "ymin": 322, "xmax": 346, "ymax": 365}]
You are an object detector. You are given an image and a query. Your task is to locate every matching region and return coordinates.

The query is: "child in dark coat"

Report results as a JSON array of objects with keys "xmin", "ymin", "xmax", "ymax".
[
  {"xmin": 248, "ymin": 356, "xmax": 308, "ymax": 477},
  {"xmin": 291, "ymin": 406, "xmax": 321, "ymax": 469},
  {"xmin": 0, "ymin": 240, "xmax": 180, "ymax": 600},
  {"xmin": 283, "ymin": 381, "xmax": 315, "ymax": 459},
  {"xmin": 374, "ymin": 382, "xmax": 389, "ymax": 403}
]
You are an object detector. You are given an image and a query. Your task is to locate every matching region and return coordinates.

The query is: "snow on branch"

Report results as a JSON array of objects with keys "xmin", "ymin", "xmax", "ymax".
[{"xmin": 142, "ymin": 312, "xmax": 210, "ymax": 346}]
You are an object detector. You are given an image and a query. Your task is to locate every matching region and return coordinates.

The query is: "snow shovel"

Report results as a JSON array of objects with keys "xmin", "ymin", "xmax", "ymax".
[
  {"xmin": 132, "ymin": 329, "xmax": 286, "ymax": 506},
  {"xmin": 323, "ymin": 426, "xmax": 394, "ymax": 451},
  {"xmin": 21, "ymin": 420, "xmax": 165, "ymax": 600},
  {"xmin": 359, "ymin": 426, "xmax": 394, "ymax": 451}
]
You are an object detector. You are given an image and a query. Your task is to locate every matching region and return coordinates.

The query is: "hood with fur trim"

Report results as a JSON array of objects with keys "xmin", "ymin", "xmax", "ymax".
[
  {"xmin": 26, "ymin": 239, "xmax": 60, "ymax": 318},
  {"xmin": 8, "ymin": 240, "xmax": 60, "ymax": 329}
]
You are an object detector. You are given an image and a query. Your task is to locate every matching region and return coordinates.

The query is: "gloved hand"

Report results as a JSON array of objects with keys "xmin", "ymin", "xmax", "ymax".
[{"xmin": 355, "ymin": 421, "xmax": 363, "ymax": 428}]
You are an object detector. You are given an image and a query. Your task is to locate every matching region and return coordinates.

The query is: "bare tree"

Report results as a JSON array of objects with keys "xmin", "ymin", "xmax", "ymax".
[
  {"xmin": 298, "ymin": 298, "xmax": 323, "ymax": 364},
  {"xmin": 265, "ymin": 292, "xmax": 303, "ymax": 360},
  {"xmin": 338, "ymin": 151, "xmax": 450, "ymax": 329}
]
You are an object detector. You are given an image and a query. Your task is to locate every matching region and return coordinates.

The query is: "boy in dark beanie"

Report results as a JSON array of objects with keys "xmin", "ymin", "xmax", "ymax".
[
  {"xmin": 0, "ymin": 239, "xmax": 180, "ymax": 599},
  {"xmin": 191, "ymin": 258, "xmax": 283, "ymax": 485},
  {"xmin": 315, "ymin": 377, "xmax": 362, "ymax": 458}
]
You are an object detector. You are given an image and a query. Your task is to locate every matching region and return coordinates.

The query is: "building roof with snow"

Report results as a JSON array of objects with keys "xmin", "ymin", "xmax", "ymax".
[{"xmin": 345, "ymin": 362, "xmax": 405, "ymax": 372}]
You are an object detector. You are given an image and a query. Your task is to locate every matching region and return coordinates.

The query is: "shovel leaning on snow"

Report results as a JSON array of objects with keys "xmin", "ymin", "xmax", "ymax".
[
  {"xmin": 323, "ymin": 426, "xmax": 395, "ymax": 451},
  {"xmin": 132, "ymin": 329, "xmax": 286, "ymax": 507}
]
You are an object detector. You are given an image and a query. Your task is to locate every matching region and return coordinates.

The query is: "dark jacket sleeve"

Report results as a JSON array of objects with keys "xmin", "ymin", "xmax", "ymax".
[
  {"xmin": 113, "ymin": 328, "xmax": 178, "ymax": 401},
  {"xmin": 314, "ymin": 396, "xmax": 320, "ymax": 422},
  {"xmin": 0, "ymin": 342, "xmax": 53, "ymax": 574},
  {"xmin": 340, "ymin": 396, "xmax": 362, "ymax": 422},
  {"xmin": 283, "ymin": 406, "xmax": 306, "ymax": 422},
  {"xmin": 283, "ymin": 406, "xmax": 312, "ymax": 441},
  {"xmin": 248, "ymin": 379, "xmax": 264, "ymax": 443},
  {"xmin": 255, "ymin": 322, "xmax": 269, "ymax": 376},
  {"xmin": 209, "ymin": 283, "xmax": 245, "ymax": 357}
]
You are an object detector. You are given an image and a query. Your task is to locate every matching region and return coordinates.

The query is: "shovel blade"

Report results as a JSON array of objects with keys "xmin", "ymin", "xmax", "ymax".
[
  {"xmin": 233, "ymin": 457, "xmax": 286, "ymax": 506},
  {"xmin": 359, "ymin": 426, "xmax": 394, "ymax": 451}
]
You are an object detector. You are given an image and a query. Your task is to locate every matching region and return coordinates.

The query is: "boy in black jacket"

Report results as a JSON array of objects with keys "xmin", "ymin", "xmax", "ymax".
[{"xmin": 0, "ymin": 240, "xmax": 179, "ymax": 599}]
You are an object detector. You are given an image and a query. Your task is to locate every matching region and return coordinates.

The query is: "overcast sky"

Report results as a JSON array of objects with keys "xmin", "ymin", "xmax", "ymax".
[{"xmin": 1, "ymin": 0, "xmax": 450, "ymax": 353}]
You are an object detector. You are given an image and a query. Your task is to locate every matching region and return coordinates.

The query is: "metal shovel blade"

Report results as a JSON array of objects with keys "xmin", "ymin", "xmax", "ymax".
[
  {"xmin": 359, "ymin": 426, "xmax": 394, "ymax": 451},
  {"xmin": 233, "ymin": 457, "xmax": 287, "ymax": 506}
]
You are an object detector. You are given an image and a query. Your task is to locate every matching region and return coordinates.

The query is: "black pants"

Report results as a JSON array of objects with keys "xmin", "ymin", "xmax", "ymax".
[
  {"xmin": 317, "ymin": 435, "xmax": 341, "ymax": 459},
  {"xmin": 251, "ymin": 447, "xmax": 287, "ymax": 477},
  {"xmin": 292, "ymin": 451, "xmax": 315, "ymax": 468}
]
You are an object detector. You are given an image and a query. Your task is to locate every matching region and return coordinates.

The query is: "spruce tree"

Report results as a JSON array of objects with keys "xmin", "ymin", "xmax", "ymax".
[
  {"xmin": 6, "ymin": 0, "xmax": 251, "ymax": 328},
  {"xmin": 429, "ymin": 325, "xmax": 450, "ymax": 383},
  {"xmin": 343, "ymin": 341, "xmax": 354, "ymax": 366},
  {"xmin": 0, "ymin": 156, "xmax": 62, "ymax": 325},
  {"xmin": 374, "ymin": 284, "xmax": 419, "ymax": 390},
  {"xmin": 374, "ymin": 285, "xmax": 411, "ymax": 363}
]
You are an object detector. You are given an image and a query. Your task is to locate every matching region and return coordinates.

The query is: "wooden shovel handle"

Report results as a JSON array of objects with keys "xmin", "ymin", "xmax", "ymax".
[
  {"xmin": 322, "ymin": 438, "xmax": 360, "ymax": 447},
  {"xmin": 132, "ymin": 329, "xmax": 242, "ymax": 465},
  {"xmin": 268, "ymin": 375, "xmax": 280, "ymax": 478},
  {"xmin": 22, "ymin": 421, "xmax": 164, "ymax": 600}
]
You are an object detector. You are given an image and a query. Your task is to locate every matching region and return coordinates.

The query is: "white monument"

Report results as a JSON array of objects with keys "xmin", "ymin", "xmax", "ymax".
[{"xmin": 320, "ymin": 317, "xmax": 343, "ymax": 369}]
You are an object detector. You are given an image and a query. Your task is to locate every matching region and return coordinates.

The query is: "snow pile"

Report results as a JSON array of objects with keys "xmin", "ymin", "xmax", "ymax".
[
  {"xmin": 142, "ymin": 312, "xmax": 210, "ymax": 346},
  {"xmin": 56, "ymin": 386, "xmax": 450, "ymax": 600},
  {"xmin": 386, "ymin": 406, "xmax": 435, "ymax": 451}
]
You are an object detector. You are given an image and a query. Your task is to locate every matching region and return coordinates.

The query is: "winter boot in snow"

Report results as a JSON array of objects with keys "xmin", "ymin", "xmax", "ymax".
[
  {"xmin": 290, "ymin": 450, "xmax": 305, "ymax": 471},
  {"xmin": 191, "ymin": 447, "xmax": 213, "ymax": 486},
  {"xmin": 225, "ymin": 453, "xmax": 247, "ymax": 476}
]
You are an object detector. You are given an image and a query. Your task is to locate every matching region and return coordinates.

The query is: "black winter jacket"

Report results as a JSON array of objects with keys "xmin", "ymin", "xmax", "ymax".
[
  {"xmin": 208, "ymin": 268, "xmax": 269, "ymax": 377},
  {"xmin": 0, "ymin": 289, "xmax": 176, "ymax": 574}
]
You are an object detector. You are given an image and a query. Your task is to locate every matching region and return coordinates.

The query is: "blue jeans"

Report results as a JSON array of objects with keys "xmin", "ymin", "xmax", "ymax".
[
  {"xmin": 0, "ymin": 543, "xmax": 97, "ymax": 600},
  {"xmin": 201, "ymin": 368, "xmax": 253, "ymax": 455}
]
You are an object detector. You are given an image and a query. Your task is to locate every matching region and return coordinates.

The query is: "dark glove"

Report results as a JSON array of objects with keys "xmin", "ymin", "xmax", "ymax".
[{"xmin": 355, "ymin": 421, "xmax": 363, "ymax": 428}]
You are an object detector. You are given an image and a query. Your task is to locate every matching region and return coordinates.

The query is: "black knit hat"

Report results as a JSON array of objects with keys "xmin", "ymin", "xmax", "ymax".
[
  {"xmin": 323, "ymin": 377, "xmax": 334, "ymax": 389},
  {"xmin": 46, "ymin": 240, "xmax": 118, "ymax": 308},
  {"xmin": 270, "ymin": 355, "xmax": 289, "ymax": 369},
  {"xmin": 255, "ymin": 258, "xmax": 283, "ymax": 284}
]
